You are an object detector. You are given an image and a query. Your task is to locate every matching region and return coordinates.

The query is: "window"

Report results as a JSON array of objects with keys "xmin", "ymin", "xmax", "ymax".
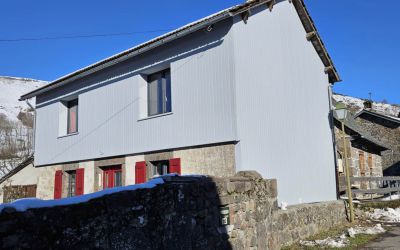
[
  {"xmin": 359, "ymin": 151, "xmax": 365, "ymax": 176},
  {"xmin": 67, "ymin": 171, "xmax": 76, "ymax": 197},
  {"xmin": 103, "ymin": 166, "xmax": 122, "ymax": 189},
  {"xmin": 67, "ymin": 99, "xmax": 78, "ymax": 134},
  {"xmin": 151, "ymin": 160, "xmax": 169, "ymax": 177},
  {"xmin": 147, "ymin": 69, "xmax": 171, "ymax": 116}
]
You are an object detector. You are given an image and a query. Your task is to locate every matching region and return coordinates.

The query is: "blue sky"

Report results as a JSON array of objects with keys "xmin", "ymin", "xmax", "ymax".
[{"xmin": 0, "ymin": 0, "xmax": 398, "ymax": 104}]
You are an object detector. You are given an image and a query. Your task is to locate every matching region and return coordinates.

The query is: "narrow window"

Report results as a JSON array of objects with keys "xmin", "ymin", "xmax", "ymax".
[
  {"xmin": 67, "ymin": 99, "xmax": 78, "ymax": 134},
  {"xmin": 67, "ymin": 171, "xmax": 76, "ymax": 197},
  {"xmin": 368, "ymin": 154, "xmax": 373, "ymax": 175},
  {"xmin": 148, "ymin": 69, "xmax": 171, "ymax": 116},
  {"xmin": 359, "ymin": 151, "xmax": 365, "ymax": 176}
]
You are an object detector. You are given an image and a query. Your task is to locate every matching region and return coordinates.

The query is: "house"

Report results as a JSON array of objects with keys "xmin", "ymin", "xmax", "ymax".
[
  {"xmin": 353, "ymin": 106, "xmax": 400, "ymax": 176},
  {"xmin": 0, "ymin": 156, "xmax": 37, "ymax": 203},
  {"xmin": 20, "ymin": 0, "xmax": 341, "ymax": 205},
  {"xmin": 333, "ymin": 111, "xmax": 388, "ymax": 193}
]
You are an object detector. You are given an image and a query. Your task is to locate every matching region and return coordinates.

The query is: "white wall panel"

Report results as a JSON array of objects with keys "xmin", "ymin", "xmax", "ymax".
[{"xmin": 231, "ymin": 2, "xmax": 336, "ymax": 204}]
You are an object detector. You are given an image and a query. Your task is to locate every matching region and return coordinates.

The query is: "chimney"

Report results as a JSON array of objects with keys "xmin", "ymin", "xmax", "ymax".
[{"xmin": 363, "ymin": 100, "xmax": 372, "ymax": 110}]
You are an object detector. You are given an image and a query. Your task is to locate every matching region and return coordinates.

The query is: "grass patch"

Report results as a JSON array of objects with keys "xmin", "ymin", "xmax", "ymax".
[{"xmin": 282, "ymin": 223, "xmax": 380, "ymax": 250}]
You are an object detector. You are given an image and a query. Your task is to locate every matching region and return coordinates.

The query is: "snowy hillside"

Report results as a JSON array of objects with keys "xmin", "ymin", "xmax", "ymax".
[
  {"xmin": 0, "ymin": 76, "xmax": 47, "ymax": 122},
  {"xmin": 333, "ymin": 93, "xmax": 400, "ymax": 118}
]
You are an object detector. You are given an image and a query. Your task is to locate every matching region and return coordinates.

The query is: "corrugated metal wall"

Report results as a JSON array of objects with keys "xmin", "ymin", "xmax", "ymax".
[
  {"xmin": 231, "ymin": 2, "xmax": 336, "ymax": 204},
  {"xmin": 35, "ymin": 18, "xmax": 237, "ymax": 166}
]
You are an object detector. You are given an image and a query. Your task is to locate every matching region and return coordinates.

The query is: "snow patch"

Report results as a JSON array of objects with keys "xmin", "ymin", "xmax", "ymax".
[
  {"xmin": 380, "ymin": 194, "xmax": 400, "ymax": 201},
  {"xmin": 347, "ymin": 224, "xmax": 385, "ymax": 238},
  {"xmin": 300, "ymin": 224, "xmax": 385, "ymax": 248},
  {"xmin": 333, "ymin": 93, "xmax": 400, "ymax": 118},
  {"xmin": 300, "ymin": 234, "xmax": 348, "ymax": 248},
  {"xmin": 0, "ymin": 177, "xmax": 164, "ymax": 212},
  {"xmin": 0, "ymin": 76, "xmax": 47, "ymax": 122},
  {"xmin": 280, "ymin": 201, "xmax": 288, "ymax": 210},
  {"xmin": 368, "ymin": 208, "xmax": 400, "ymax": 223}
]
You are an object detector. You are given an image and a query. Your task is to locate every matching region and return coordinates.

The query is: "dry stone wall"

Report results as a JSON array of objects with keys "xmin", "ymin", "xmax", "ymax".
[{"xmin": 0, "ymin": 171, "xmax": 347, "ymax": 250}]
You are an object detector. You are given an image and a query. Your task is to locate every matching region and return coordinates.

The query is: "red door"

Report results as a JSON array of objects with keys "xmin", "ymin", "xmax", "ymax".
[
  {"xmin": 103, "ymin": 166, "xmax": 122, "ymax": 189},
  {"xmin": 54, "ymin": 170, "xmax": 63, "ymax": 199},
  {"xmin": 169, "ymin": 158, "xmax": 181, "ymax": 175},
  {"xmin": 135, "ymin": 161, "xmax": 146, "ymax": 184},
  {"xmin": 75, "ymin": 168, "xmax": 84, "ymax": 195}
]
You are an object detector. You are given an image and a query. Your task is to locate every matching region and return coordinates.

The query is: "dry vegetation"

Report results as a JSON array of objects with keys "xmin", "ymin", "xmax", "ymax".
[{"xmin": 0, "ymin": 113, "xmax": 33, "ymax": 177}]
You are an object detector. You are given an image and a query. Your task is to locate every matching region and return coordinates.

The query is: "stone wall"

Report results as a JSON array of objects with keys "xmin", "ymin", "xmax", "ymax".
[
  {"xmin": 268, "ymin": 201, "xmax": 347, "ymax": 248},
  {"xmin": 0, "ymin": 172, "xmax": 347, "ymax": 249},
  {"xmin": 354, "ymin": 116, "xmax": 400, "ymax": 173}
]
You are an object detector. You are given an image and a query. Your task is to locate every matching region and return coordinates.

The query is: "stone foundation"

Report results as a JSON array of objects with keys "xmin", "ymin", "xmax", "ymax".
[
  {"xmin": 35, "ymin": 143, "xmax": 236, "ymax": 199},
  {"xmin": 0, "ymin": 171, "xmax": 347, "ymax": 250}
]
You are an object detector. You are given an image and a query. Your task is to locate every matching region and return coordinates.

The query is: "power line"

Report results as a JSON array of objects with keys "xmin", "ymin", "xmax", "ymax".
[{"xmin": 0, "ymin": 29, "xmax": 173, "ymax": 42}]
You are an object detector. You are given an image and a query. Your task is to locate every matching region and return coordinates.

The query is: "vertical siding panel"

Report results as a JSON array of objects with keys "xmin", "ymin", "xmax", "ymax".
[{"xmin": 232, "ymin": 3, "xmax": 336, "ymax": 204}]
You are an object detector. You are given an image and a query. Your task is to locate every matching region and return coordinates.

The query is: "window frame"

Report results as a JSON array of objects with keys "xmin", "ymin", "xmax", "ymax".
[
  {"xmin": 67, "ymin": 171, "xmax": 77, "ymax": 197},
  {"xmin": 67, "ymin": 98, "xmax": 79, "ymax": 135},
  {"xmin": 102, "ymin": 165, "xmax": 123, "ymax": 189},
  {"xmin": 147, "ymin": 69, "xmax": 171, "ymax": 117}
]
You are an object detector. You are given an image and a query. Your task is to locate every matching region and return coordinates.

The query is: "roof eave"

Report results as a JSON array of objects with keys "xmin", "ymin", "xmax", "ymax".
[
  {"xmin": 20, "ymin": 0, "xmax": 340, "ymax": 100},
  {"xmin": 292, "ymin": 0, "xmax": 340, "ymax": 84}
]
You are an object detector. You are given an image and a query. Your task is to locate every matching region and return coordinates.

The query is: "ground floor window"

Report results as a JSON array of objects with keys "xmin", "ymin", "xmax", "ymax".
[
  {"xmin": 103, "ymin": 165, "xmax": 122, "ymax": 189},
  {"xmin": 67, "ymin": 171, "xmax": 76, "ymax": 197},
  {"xmin": 151, "ymin": 160, "xmax": 169, "ymax": 177}
]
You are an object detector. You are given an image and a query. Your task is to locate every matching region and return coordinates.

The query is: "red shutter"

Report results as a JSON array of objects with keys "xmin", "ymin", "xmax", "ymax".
[
  {"xmin": 75, "ymin": 168, "xmax": 85, "ymax": 195},
  {"xmin": 54, "ymin": 170, "xmax": 63, "ymax": 199},
  {"xmin": 169, "ymin": 158, "xmax": 181, "ymax": 175},
  {"xmin": 135, "ymin": 161, "xmax": 147, "ymax": 184}
]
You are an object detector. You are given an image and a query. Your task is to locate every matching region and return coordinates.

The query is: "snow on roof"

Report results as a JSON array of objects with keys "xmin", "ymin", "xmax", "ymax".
[{"xmin": 0, "ymin": 177, "xmax": 165, "ymax": 212}]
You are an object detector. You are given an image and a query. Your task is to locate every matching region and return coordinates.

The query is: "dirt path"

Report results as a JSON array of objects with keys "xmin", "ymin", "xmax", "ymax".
[{"xmin": 362, "ymin": 224, "xmax": 400, "ymax": 250}]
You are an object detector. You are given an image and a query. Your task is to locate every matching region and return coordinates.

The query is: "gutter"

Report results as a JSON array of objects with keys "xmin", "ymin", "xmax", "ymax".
[{"xmin": 25, "ymin": 99, "xmax": 36, "ymax": 153}]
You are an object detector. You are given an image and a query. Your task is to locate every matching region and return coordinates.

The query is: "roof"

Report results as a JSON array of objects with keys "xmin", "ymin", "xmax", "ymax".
[
  {"xmin": 333, "ymin": 113, "xmax": 389, "ymax": 152},
  {"xmin": 0, "ymin": 156, "xmax": 34, "ymax": 185},
  {"xmin": 20, "ymin": 0, "xmax": 340, "ymax": 101},
  {"xmin": 354, "ymin": 109, "xmax": 400, "ymax": 126}
]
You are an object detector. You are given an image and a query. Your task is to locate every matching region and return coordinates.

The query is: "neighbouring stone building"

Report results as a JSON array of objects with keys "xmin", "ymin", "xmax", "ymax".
[
  {"xmin": 0, "ymin": 172, "xmax": 347, "ymax": 249},
  {"xmin": 333, "ymin": 112, "xmax": 388, "ymax": 193},
  {"xmin": 353, "ymin": 106, "xmax": 400, "ymax": 176}
]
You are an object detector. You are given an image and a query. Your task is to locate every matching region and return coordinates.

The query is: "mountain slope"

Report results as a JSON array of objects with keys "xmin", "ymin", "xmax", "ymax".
[
  {"xmin": 0, "ymin": 76, "xmax": 47, "ymax": 178},
  {"xmin": 0, "ymin": 76, "xmax": 47, "ymax": 122},
  {"xmin": 333, "ymin": 93, "xmax": 400, "ymax": 118}
]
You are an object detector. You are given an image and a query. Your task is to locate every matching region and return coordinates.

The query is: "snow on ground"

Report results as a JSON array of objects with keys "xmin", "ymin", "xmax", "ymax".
[
  {"xmin": 380, "ymin": 194, "xmax": 400, "ymax": 201},
  {"xmin": 300, "ymin": 224, "xmax": 385, "ymax": 248},
  {"xmin": 333, "ymin": 93, "xmax": 400, "ymax": 118},
  {"xmin": 0, "ymin": 76, "xmax": 47, "ymax": 122},
  {"xmin": 0, "ymin": 177, "xmax": 165, "ymax": 212},
  {"xmin": 368, "ymin": 208, "xmax": 400, "ymax": 223},
  {"xmin": 300, "ymin": 234, "xmax": 348, "ymax": 248},
  {"xmin": 347, "ymin": 224, "xmax": 386, "ymax": 237}
]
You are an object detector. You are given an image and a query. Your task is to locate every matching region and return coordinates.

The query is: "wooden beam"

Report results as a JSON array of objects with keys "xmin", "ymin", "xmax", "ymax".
[
  {"xmin": 306, "ymin": 31, "xmax": 316, "ymax": 41},
  {"xmin": 241, "ymin": 10, "xmax": 250, "ymax": 24},
  {"xmin": 267, "ymin": 0, "xmax": 276, "ymax": 12}
]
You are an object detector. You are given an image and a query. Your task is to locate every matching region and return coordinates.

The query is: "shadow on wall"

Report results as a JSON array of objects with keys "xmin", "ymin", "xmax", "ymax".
[
  {"xmin": 383, "ymin": 161, "xmax": 400, "ymax": 176},
  {"xmin": 1, "ymin": 173, "xmax": 275, "ymax": 250}
]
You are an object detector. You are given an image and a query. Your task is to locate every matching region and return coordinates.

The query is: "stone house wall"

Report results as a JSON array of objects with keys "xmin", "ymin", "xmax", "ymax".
[
  {"xmin": 354, "ymin": 116, "xmax": 400, "ymax": 173},
  {"xmin": 35, "ymin": 143, "xmax": 236, "ymax": 200},
  {"xmin": 0, "ymin": 172, "xmax": 347, "ymax": 250},
  {"xmin": 334, "ymin": 127, "xmax": 383, "ymax": 182}
]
